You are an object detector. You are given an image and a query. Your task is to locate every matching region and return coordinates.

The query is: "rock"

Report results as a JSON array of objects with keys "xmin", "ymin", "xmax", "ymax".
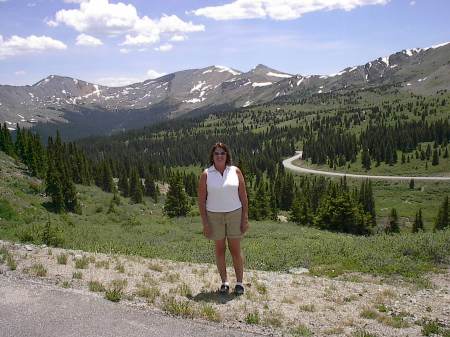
[
  {"xmin": 288, "ymin": 267, "xmax": 309, "ymax": 274},
  {"xmin": 25, "ymin": 245, "xmax": 33, "ymax": 251},
  {"xmin": 74, "ymin": 254, "xmax": 82, "ymax": 259},
  {"xmin": 277, "ymin": 215, "xmax": 288, "ymax": 223}
]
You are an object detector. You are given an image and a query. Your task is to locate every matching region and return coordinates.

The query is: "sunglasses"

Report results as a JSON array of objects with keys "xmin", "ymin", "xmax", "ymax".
[{"xmin": 214, "ymin": 151, "xmax": 226, "ymax": 156}]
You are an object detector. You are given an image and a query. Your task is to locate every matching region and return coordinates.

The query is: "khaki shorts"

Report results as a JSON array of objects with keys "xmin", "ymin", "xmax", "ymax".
[{"xmin": 206, "ymin": 208, "xmax": 243, "ymax": 240}]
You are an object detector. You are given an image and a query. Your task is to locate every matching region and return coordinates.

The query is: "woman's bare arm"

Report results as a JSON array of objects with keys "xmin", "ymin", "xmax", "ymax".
[
  {"xmin": 236, "ymin": 167, "xmax": 249, "ymax": 233},
  {"xmin": 198, "ymin": 171, "xmax": 210, "ymax": 237}
]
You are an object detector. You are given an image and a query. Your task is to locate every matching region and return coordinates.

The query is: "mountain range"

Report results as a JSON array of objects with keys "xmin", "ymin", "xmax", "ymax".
[{"xmin": 1, "ymin": 41, "xmax": 449, "ymax": 139}]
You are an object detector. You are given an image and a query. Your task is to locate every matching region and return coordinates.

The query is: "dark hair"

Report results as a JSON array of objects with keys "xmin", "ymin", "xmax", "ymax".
[{"xmin": 209, "ymin": 142, "xmax": 232, "ymax": 166}]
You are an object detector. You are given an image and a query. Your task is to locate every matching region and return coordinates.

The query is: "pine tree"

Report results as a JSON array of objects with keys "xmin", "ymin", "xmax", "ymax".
[
  {"xmin": 358, "ymin": 179, "xmax": 376, "ymax": 225},
  {"xmin": 129, "ymin": 168, "xmax": 144, "ymax": 204},
  {"xmin": 361, "ymin": 148, "xmax": 371, "ymax": 170},
  {"xmin": 434, "ymin": 196, "xmax": 449, "ymax": 231},
  {"xmin": 101, "ymin": 160, "xmax": 115, "ymax": 193},
  {"xmin": 45, "ymin": 161, "xmax": 65, "ymax": 213},
  {"xmin": 432, "ymin": 148, "xmax": 439, "ymax": 166},
  {"xmin": 164, "ymin": 174, "xmax": 190, "ymax": 217},
  {"xmin": 385, "ymin": 208, "xmax": 400, "ymax": 233},
  {"xmin": 290, "ymin": 194, "xmax": 310, "ymax": 225},
  {"xmin": 118, "ymin": 170, "xmax": 130, "ymax": 197},
  {"xmin": 254, "ymin": 180, "xmax": 271, "ymax": 220},
  {"xmin": 409, "ymin": 179, "xmax": 415, "ymax": 190},
  {"xmin": 412, "ymin": 208, "xmax": 424, "ymax": 233}
]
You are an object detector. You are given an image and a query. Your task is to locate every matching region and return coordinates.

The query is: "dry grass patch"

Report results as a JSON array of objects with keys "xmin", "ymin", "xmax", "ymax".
[
  {"xmin": 74, "ymin": 256, "xmax": 89, "ymax": 269},
  {"xmin": 360, "ymin": 307, "xmax": 379, "ymax": 319},
  {"xmin": 88, "ymin": 280, "xmax": 106, "ymax": 292},
  {"xmin": 30, "ymin": 263, "xmax": 47, "ymax": 277},
  {"xmin": 323, "ymin": 326, "xmax": 344, "ymax": 335},
  {"xmin": 199, "ymin": 304, "xmax": 221, "ymax": 322},
  {"xmin": 56, "ymin": 253, "xmax": 68, "ymax": 265},
  {"xmin": 94, "ymin": 260, "xmax": 110, "ymax": 269},
  {"xmin": 299, "ymin": 303, "xmax": 315, "ymax": 312},
  {"xmin": 262, "ymin": 309, "xmax": 284, "ymax": 328},
  {"xmin": 289, "ymin": 323, "xmax": 313, "ymax": 337},
  {"xmin": 148, "ymin": 262, "xmax": 163, "ymax": 272},
  {"xmin": 135, "ymin": 285, "xmax": 160, "ymax": 304},
  {"xmin": 161, "ymin": 271, "xmax": 180, "ymax": 283},
  {"xmin": 72, "ymin": 271, "xmax": 82, "ymax": 279},
  {"xmin": 161, "ymin": 295, "xmax": 195, "ymax": 318}
]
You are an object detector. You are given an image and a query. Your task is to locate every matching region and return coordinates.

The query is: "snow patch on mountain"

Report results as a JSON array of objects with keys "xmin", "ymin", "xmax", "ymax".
[
  {"xmin": 213, "ymin": 65, "xmax": 241, "ymax": 76},
  {"xmin": 190, "ymin": 81, "xmax": 207, "ymax": 93},
  {"xmin": 267, "ymin": 72, "xmax": 292, "ymax": 78},
  {"xmin": 252, "ymin": 82, "xmax": 272, "ymax": 87},
  {"xmin": 431, "ymin": 41, "xmax": 450, "ymax": 49}
]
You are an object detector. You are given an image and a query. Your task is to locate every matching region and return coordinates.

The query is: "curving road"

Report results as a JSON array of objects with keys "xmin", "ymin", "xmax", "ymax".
[{"xmin": 283, "ymin": 151, "xmax": 450, "ymax": 181}]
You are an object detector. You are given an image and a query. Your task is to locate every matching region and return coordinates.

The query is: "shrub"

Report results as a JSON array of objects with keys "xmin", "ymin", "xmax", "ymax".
[
  {"xmin": 0, "ymin": 199, "xmax": 17, "ymax": 220},
  {"xmin": 41, "ymin": 220, "xmax": 64, "ymax": 247}
]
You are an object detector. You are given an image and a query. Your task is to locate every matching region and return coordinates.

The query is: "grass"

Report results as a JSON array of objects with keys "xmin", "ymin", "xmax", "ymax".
[
  {"xmin": 289, "ymin": 324, "xmax": 313, "ymax": 337},
  {"xmin": 30, "ymin": 263, "xmax": 47, "ymax": 277},
  {"xmin": 199, "ymin": 304, "xmax": 221, "ymax": 322},
  {"xmin": 352, "ymin": 330, "xmax": 378, "ymax": 337},
  {"xmin": 135, "ymin": 285, "xmax": 160, "ymax": 303},
  {"xmin": 74, "ymin": 256, "xmax": 90, "ymax": 269},
  {"xmin": 244, "ymin": 311, "xmax": 260, "ymax": 325},
  {"xmin": 360, "ymin": 307, "xmax": 379, "ymax": 319},
  {"xmin": 1, "ymin": 152, "xmax": 450, "ymax": 283},
  {"xmin": 72, "ymin": 271, "xmax": 82, "ymax": 279},
  {"xmin": 299, "ymin": 304, "xmax": 315, "ymax": 312},
  {"xmin": 88, "ymin": 280, "xmax": 106, "ymax": 292},
  {"xmin": 161, "ymin": 296, "xmax": 195, "ymax": 318},
  {"xmin": 104, "ymin": 279, "xmax": 127, "ymax": 302},
  {"xmin": 56, "ymin": 253, "xmax": 68, "ymax": 265}
]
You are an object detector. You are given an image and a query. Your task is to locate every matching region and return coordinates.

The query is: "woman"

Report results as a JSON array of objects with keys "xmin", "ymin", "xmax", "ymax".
[{"xmin": 198, "ymin": 142, "xmax": 249, "ymax": 295}]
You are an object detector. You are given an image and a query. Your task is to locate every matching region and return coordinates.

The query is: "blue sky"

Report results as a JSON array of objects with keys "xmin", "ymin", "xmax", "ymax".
[{"xmin": 0, "ymin": 0, "xmax": 449, "ymax": 86}]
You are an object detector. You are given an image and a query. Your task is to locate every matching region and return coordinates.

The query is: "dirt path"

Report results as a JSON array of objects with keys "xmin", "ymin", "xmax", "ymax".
[
  {"xmin": 1, "ymin": 240, "xmax": 449, "ymax": 337},
  {"xmin": 283, "ymin": 151, "xmax": 450, "ymax": 181}
]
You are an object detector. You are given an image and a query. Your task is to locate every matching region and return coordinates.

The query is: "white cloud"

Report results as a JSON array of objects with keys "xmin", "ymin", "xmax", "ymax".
[
  {"xmin": 154, "ymin": 43, "xmax": 173, "ymax": 52},
  {"xmin": 50, "ymin": 0, "xmax": 204, "ymax": 47},
  {"xmin": 64, "ymin": 0, "xmax": 89, "ymax": 3},
  {"xmin": 0, "ymin": 35, "xmax": 67, "ymax": 59},
  {"xmin": 170, "ymin": 34, "xmax": 187, "ymax": 42},
  {"xmin": 15, "ymin": 70, "xmax": 26, "ymax": 76},
  {"xmin": 409, "ymin": 1, "xmax": 416, "ymax": 5},
  {"xmin": 94, "ymin": 76, "xmax": 142, "ymax": 87},
  {"xmin": 121, "ymin": 32, "xmax": 159, "ymax": 46},
  {"xmin": 191, "ymin": 0, "xmax": 390, "ymax": 20},
  {"xmin": 146, "ymin": 69, "xmax": 166, "ymax": 79},
  {"xmin": 76, "ymin": 33, "xmax": 103, "ymax": 46},
  {"xmin": 95, "ymin": 69, "xmax": 165, "ymax": 86},
  {"xmin": 119, "ymin": 48, "xmax": 130, "ymax": 53}
]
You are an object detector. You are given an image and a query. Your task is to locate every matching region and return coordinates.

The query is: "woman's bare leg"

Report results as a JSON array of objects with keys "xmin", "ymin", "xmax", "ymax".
[
  {"xmin": 215, "ymin": 239, "xmax": 227, "ymax": 283},
  {"xmin": 227, "ymin": 238, "xmax": 243, "ymax": 283}
]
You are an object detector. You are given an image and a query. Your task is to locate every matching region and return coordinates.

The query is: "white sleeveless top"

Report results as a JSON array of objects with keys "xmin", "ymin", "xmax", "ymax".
[{"xmin": 205, "ymin": 165, "xmax": 242, "ymax": 212}]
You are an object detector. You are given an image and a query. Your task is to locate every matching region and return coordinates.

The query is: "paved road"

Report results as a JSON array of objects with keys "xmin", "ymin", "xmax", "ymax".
[
  {"xmin": 0, "ymin": 276, "xmax": 262, "ymax": 337},
  {"xmin": 283, "ymin": 151, "xmax": 450, "ymax": 181}
]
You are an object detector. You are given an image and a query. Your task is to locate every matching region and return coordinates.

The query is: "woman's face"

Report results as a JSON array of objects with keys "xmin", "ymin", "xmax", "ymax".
[{"xmin": 213, "ymin": 147, "xmax": 227, "ymax": 166}]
